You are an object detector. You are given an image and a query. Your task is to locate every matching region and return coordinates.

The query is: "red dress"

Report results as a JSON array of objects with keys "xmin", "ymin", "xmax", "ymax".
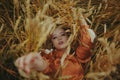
[{"xmin": 42, "ymin": 26, "xmax": 93, "ymax": 80}]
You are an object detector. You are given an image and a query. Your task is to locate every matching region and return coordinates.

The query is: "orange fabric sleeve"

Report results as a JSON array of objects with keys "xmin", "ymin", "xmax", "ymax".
[
  {"xmin": 76, "ymin": 25, "xmax": 93, "ymax": 63},
  {"xmin": 41, "ymin": 53, "xmax": 56, "ymax": 74}
]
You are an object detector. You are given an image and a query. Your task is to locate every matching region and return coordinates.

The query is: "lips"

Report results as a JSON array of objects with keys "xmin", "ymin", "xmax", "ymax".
[{"xmin": 58, "ymin": 41, "xmax": 64, "ymax": 45}]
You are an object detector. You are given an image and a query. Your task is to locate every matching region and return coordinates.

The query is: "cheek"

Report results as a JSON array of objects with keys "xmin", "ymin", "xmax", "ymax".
[
  {"xmin": 63, "ymin": 36, "xmax": 68, "ymax": 42},
  {"xmin": 52, "ymin": 40, "xmax": 58, "ymax": 46}
]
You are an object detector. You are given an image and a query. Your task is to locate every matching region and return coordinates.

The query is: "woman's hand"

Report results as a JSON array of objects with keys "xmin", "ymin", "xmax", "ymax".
[
  {"xmin": 79, "ymin": 13, "xmax": 88, "ymax": 26},
  {"xmin": 14, "ymin": 52, "xmax": 48, "ymax": 77}
]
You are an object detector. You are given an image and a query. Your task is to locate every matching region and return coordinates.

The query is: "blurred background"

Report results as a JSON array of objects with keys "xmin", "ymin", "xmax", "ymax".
[{"xmin": 0, "ymin": 0, "xmax": 120, "ymax": 80}]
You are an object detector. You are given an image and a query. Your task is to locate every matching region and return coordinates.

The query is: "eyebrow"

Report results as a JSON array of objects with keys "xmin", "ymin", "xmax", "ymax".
[{"xmin": 52, "ymin": 31, "xmax": 65, "ymax": 37}]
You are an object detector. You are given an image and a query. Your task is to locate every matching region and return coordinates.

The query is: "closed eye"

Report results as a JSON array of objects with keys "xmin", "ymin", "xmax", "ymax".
[
  {"xmin": 61, "ymin": 33, "xmax": 66, "ymax": 36},
  {"xmin": 52, "ymin": 36, "xmax": 57, "ymax": 39}
]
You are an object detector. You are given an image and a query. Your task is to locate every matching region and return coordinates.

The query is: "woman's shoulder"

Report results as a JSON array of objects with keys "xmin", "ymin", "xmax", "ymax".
[{"xmin": 40, "ymin": 49, "xmax": 54, "ymax": 58}]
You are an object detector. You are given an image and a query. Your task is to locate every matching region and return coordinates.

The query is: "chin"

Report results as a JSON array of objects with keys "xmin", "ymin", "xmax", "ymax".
[{"xmin": 57, "ymin": 46, "xmax": 67, "ymax": 51}]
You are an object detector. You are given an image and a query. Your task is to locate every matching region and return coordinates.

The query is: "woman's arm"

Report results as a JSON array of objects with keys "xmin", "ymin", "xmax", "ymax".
[
  {"xmin": 15, "ymin": 52, "xmax": 48, "ymax": 75},
  {"xmin": 79, "ymin": 13, "xmax": 96, "ymax": 43},
  {"xmin": 76, "ymin": 14, "xmax": 96, "ymax": 63}
]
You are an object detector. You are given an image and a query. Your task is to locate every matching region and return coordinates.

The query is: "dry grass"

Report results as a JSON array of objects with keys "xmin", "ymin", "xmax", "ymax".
[{"xmin": 0, "ymin": 0, "xmax": 120, "ymax": 80}]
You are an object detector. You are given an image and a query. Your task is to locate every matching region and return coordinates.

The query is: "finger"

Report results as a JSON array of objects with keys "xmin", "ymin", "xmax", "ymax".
[
  {"xmin": 23, "ymin": 53, "xmax": 36, "ymax": 74},
  {"xmin": 18, "ymin": 69, "xmax": 30, "ymax": 78},
  {"xmin": 14, "ymin": 58, "xmax": 20, "ymax": 67},
  {"xmin": 19, "ymin": 56, "xmax": 26, "ymax": 69},
  {"xmin": 30, "ymin": 53, "xmax": 41, "ymax": 67},
  {"xmin": 30, "ymin": 53, "xmax": 43, "ymax": 70},
  {"xmin": 14, "ymin": 58, "xmax": 20, "ymax": 68}
]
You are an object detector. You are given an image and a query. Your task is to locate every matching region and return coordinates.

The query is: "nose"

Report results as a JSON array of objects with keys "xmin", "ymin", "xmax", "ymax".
[{"xmin": 57, "ymin": 36, "xmax": 62, "ymax": 40}]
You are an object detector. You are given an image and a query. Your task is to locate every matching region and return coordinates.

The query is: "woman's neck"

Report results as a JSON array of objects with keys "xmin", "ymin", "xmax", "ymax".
[{"xmin": 56, "ymin": 48, "xmax": 66, "ymax": 53}]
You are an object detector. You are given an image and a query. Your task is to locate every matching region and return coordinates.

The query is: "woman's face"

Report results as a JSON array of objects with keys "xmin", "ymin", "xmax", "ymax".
[{"xmin": 51, "ymin": 27, "xmax": 68, "ymax": 51}]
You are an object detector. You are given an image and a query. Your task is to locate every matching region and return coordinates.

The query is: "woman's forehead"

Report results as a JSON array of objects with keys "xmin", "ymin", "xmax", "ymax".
[{"xmin": 52, "ymin": 27, "xmax": 65, "ymax": 35}]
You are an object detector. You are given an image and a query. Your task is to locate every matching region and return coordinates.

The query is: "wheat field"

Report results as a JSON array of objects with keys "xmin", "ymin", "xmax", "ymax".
[{"xmin": 0, "ymin": 0, "xmax": 120, "ymax": 80}]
